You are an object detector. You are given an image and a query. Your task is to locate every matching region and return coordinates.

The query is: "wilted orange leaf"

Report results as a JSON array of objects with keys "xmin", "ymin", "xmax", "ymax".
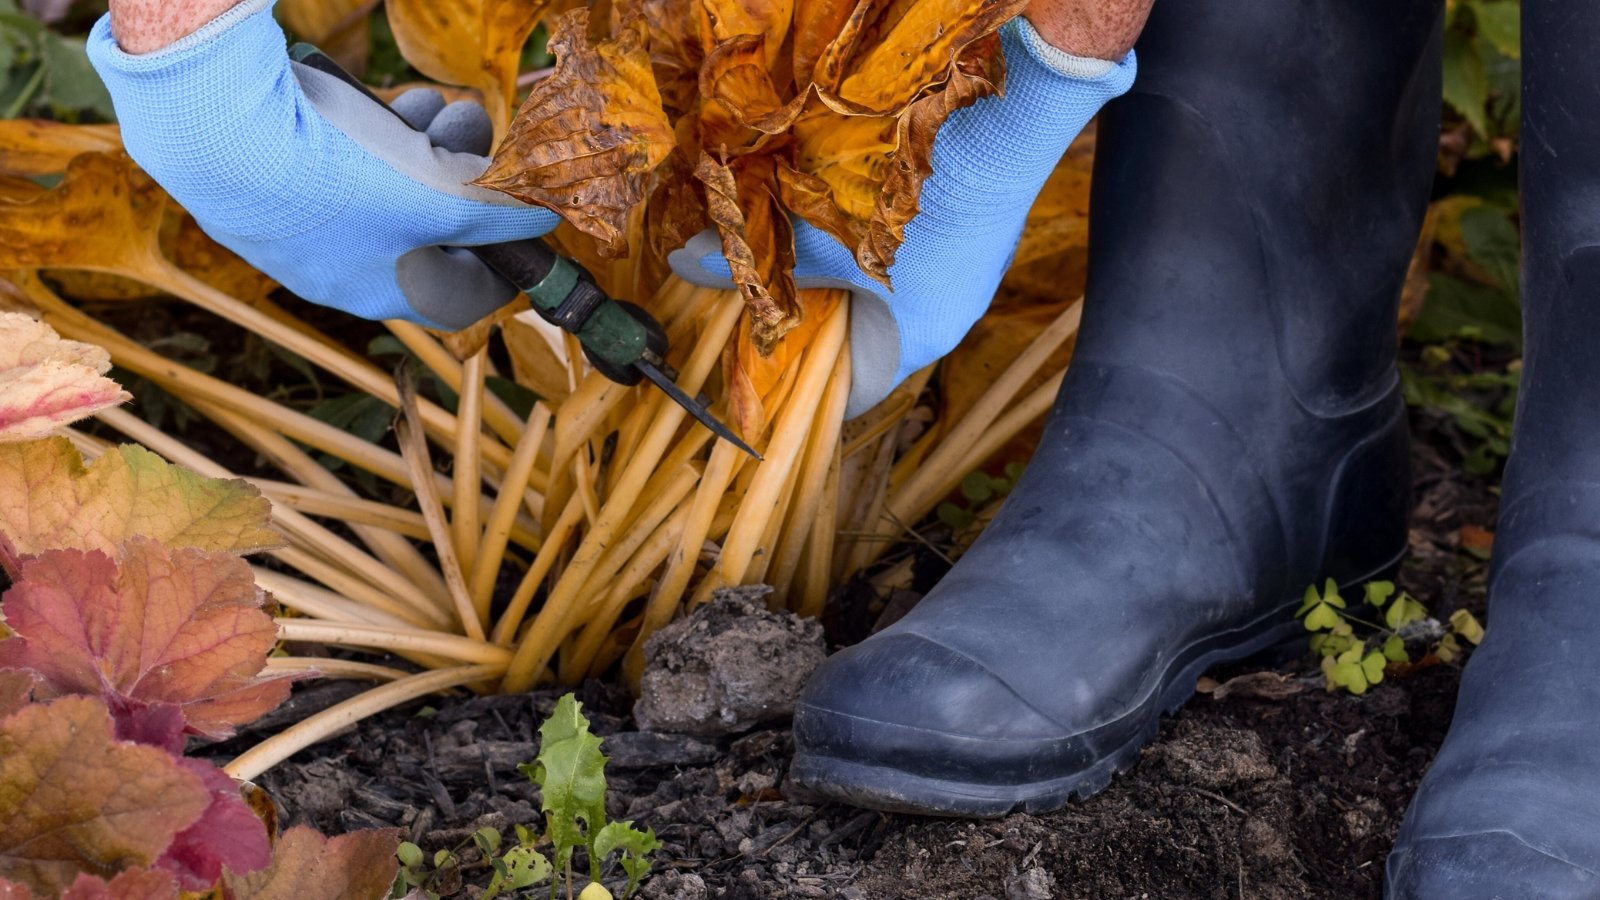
[
  {"xmin": 276, "ymin": 0, "xmax": 373, "ymax": 75},
  {"xmin": 222, "ymin": 826, "xmax": 399, "ymax": 900},
  {"xmin": 827, "ymin": 0, "xmax": 1024, "ymax": 115},
  {"xmin": 0, "ymin": 436, "xmax": 281, "ymax": 570},
  {"xmin": 699, "ymin": 34, "xmax": 807, "ymax": 137},
  {"xmin": 385, "ymin": 0, "xmax": 547, "ymax": 135},
  {"xmin": 477, "ymin": 10, "xmax": 676, "ymax": 258},
  {"xmin": 858, "ymin": 41, "xmax": 1002, "ymax": 277},
  {"xmin": 0, "ymin": 153, "xmax": 166, "ymax": 279},
  {"xmin": 696, "ymin": 153, "xmax": 797, "ymax": 350},
  {"xmin": 0, "ymin": 540, "xmax": 291, "ymax": 739},
  {"xmin": 792, "ymin": 0, "xmax": 866, "ymax": 91},
  {"xmin": 0, "ymin": 121, "xmax": 121, "ymax": 177},
  {"xmin": 0, "ymin": 313, "xmax": 129, "ymax": 442},
  {"xmin": 697, "ymin": 0, "xmax": 795, "ymax": 72},
  {"xmin": 0, "ymin": 697, "xmax": 210, "ymax": 896},
  {"xmin": 725, "ymin": 289, "xmax": 845, "ymax": 438}
]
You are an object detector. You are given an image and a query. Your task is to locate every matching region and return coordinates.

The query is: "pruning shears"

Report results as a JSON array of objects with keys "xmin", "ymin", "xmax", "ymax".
[{"xmin": 290, "ymin": 44, "xmax": 761, "ymax": 461}]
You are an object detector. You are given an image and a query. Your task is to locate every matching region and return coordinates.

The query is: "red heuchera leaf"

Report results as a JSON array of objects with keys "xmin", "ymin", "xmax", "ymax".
[
  {"xmin": 0, "ymin": 437, "xmax": 281, "ymax": 576},
  {"xmin": 156, "ymin": 760, "xmax": 271, "ymax": 890},
  {"xmin": 0, "ymin": 539, "xmax": 292, "ymax": 739},
  {"xmin": 0, "ymin": 312, "xmax": 129, "ymax": 443},
  {"xmin": 0, "ymin": 697, "xmax": 210, "ymax": 895},
  {"xmin": 223, "ymin": 826, "xmax": 400, "ymax": 900},
  {"xmin": 60, "ymin": 869, "xmax": 179, "ymax": 900},
  {"xmin": 0, "ymin": 878, "xmax": 36, "ymax": 899}
]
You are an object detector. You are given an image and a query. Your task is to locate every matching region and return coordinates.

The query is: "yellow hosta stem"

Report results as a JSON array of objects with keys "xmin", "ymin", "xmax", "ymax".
[
  {"xmin": 271, "ymin": 547, "xmax": 450, "ymax": 629},
  {"xmin": 500, "ymin": 297, "xmax": 743, "ymax": 692},
  {"xmin": 395, "ymin": 382, "xmax": 486, "ymax": 642},
  {"xmin": 471, "ymin": 400, "xmax": 553, "ymax": 613},
  {"xmin": 263, "ymin": 657, "xmax": 412, "ymax": 683},
  {"xmin": 770, "ymin": 344, "xmax": 851, "ymax": 607},
  {"xmin": 452, "ymin": 351, "xmax": 486, "ymax": 576},
  {"xmin": 797, "ymin": 440, "xmax": 844, "ymax": 620},
  {"xmin": 491, "ymin": 491, "xmax": 586, "ymax": 646},
  {"xmin": 225, "ymin": 664, "xmax": 502, "ymax": 781},
  {"xmin": 275, "ymin": 619, "xmax": 511, "ymax": 665},
  {"xmin": 566, "ymin": 502, "xmax": 693, "ymax": 682},
  {"xmin": 252, "ymin": 566, "xmax": 422, "ymax": 629},
  {"xmin": 386, "ymin": 320, "xmax": 532, "ymax": 453}
]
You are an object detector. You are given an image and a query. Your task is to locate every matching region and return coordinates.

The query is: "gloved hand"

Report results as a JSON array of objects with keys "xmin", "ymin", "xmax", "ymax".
[
  {"xmin": 671, "ymin": 18, "xmax": 1137, "ymax": 417},
  {"xmin": 87, "ymin": 0, "xmax": 558, "ymax": 331}
]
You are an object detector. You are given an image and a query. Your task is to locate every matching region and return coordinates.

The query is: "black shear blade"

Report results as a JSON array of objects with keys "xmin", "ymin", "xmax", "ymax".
[{"xmin": 635, "ymin": 360, "xmax": 763, "ymax": 460}]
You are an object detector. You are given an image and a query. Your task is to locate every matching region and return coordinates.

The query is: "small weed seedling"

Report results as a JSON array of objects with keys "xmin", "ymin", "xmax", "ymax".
[
  {"xmin": 394, "ymin": 694, "xmax": 659, "ymax": 900},
  {"xmin": 1298, "ymin": 579, "xmax": 1485, "ymax": 694}
]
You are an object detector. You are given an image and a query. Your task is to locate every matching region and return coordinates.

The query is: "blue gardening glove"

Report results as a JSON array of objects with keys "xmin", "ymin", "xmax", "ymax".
[
  {"xmin": 671, "ymin": 18, "xmax": 1136, "ymax": 417},
  {"xmin": 86, "ymin": 0, "xmax": 558, "ymax": 331}
]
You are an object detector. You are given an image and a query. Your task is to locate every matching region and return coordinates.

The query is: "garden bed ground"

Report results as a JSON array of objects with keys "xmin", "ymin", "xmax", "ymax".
[{"xmin": 198, "ymin": 392, "xmax": 1498, "ymax": 900}]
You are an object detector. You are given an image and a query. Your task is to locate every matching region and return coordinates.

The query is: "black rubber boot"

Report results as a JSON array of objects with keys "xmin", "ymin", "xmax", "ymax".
[
  {"xmin": 790, "ymin": 0, "xmax": 1444, "ymax": 816},
  {"xmin": 1385, "ymin": 4, "xmax": 1600, "ymax": 896}
]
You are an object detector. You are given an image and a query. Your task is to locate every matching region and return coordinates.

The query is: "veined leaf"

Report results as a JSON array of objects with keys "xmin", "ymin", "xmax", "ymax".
[
  {"xmin": 0, "ymin": 436, "xmax": 281, "ymax": 572},
  {"xmin": 0, "ymin": 697, "xmax": 210, "ymax": 896},
  {"xmin": 695, "ymin": 152, "xmax": 798, "ymax": 352},
  {"xmin": 520, "ymin": 694, "xmax": 608, "ymax": 871},
  {"xmin": 475, "ymin": 9, "xmax": 676, "ymax": 258},
  {"xmin": 385, "ymin": 0, "xmax": 548, "ymax": 133},
  {"xmin": 221, "ymin": 825, "xmax": 400, "ymax": 900},
  {"xmin": 0, "ymin": 312, "xmax": 128, "ymax": 442},
  {"xmin": 0, "ymin": 540, "xmax": 291, "ymax": 739}
]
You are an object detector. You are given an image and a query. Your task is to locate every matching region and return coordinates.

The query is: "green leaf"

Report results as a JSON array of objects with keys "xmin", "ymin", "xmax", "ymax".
[
  {"xmin": 474, "ymin": 826, "xmax": 501, "ymax": 857},
  {"xmin": 1360, "ymin": 651, "xmax": 1387, "ymax": 686},
  {"xmin": 1321, "ymin": 579, "xmax": 1346, "ymax": 609},
  {"xmin": 500, "ymin": 845, "xmax": 550, "ymax": 889},
  {"xmin": 936, "ymin": 502, "xmax": 975, "ymax": 531},
  {"xmin": 1364, "ymin": 581, "xmax": 1396, "ymax": 608},
  {"xmin": 487, "ymin": 375, "xmax": 541, "ymax": 421},
  {"xmin": 1297, "ymin": 584, "xmax": 1321, "ymax": 617},
  {"xmin": 959, "ymin": 470, "xmax": 994, "ymax": 504},
  {"xmin": 1382, "ymin": 634, "xmax": 1409, "ymax": 663},
  {"xmin": 39, "ymin": 33, "xmax": 114, "ymax": 118},
  {"xmin": 521, "ymin": 694, "xmax": 610, "ymax": 873},
  {"xmin": 1385, "ymin": 594, "xmax": 1429, "ymax": 631},
  {"xmin": 1460, "ymin": 206, "xmax": 1522, "ymax": 298},
  {"xmin": 1303, "ymin": 602, "xmax": 1342, "ymax": 633},
  {"xmin": 1449, "ymin": 609, "xmax": 1486, "ymax": 645},
  {"xmin": 396, "ymin": 842, "xmax": 423, "ymax": 870},
  {"xmin": 1408, "ymin": 273, "xmax": 1522, "ymax": 347},
  {"xmin": 1443, "ymin": 28, "xmax": 1489, "ymax": 136},
  {"xmin": 593, "ymin": 821, "xmax": 659, "ymax": 898},
  {"xmin": 1473, "ymin": 1, "xmax": 1521, "ymax": 58}
]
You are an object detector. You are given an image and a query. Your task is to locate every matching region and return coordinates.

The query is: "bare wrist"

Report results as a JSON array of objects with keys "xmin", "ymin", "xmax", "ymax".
[
  {"xmin": 108, "ymin": 0, "xmax": 243, "ymax": 54},
  {"xmin": 1024, "ymin": 0, "xmax": 1155, "ymax": 61}
]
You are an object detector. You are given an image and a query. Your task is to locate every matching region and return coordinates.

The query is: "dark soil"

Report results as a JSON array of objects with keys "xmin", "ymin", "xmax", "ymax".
[{"xmin": 198, "ymin": 394, "xmax": 1500, "ymax": 900}]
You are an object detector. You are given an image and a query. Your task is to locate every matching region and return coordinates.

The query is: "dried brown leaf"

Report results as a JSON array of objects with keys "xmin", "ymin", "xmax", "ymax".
[
  {"xmin": 276, "ymin": 0, "xmax": 373, "ymax": 75},
  {"xmin": 476, "ymin": 10, "xmax": 676, "ymax": 258},
  {"xmin": 694, "ymin": 153, "xmax": 797, "ymax": 351},
  {"xmin": 827, "ymin": 0, "xmax": 1024, "ymax": 115},
  {"xmin": 699, "ymin": 35, "xmax": 808, "ymax": 136},
  {"xmin": 858, "ymin": 40, "xmax": 1002, "ymax": 277}
]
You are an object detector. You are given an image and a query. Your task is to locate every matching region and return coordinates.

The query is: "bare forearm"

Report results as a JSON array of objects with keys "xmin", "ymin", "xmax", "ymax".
[
  {"xmin": 108, "ymin": 0, "xmax": 242, "ymax": 54},
  {"xmin": 1025, "ymin": 0, "xmax": 1156, "ymax": 60}
]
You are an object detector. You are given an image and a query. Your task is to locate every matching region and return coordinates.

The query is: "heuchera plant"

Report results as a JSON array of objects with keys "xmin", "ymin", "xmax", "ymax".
[{"xmin": 0, "ymin": 314, "xmax": 400, "ymax": 899}]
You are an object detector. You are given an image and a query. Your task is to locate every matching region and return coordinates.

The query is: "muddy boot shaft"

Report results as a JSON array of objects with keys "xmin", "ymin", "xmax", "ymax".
[
  {"xmin": 1386, "ymin": 2, "xmax": 1600, "ymax": 895},
  {"xmin": 790, "ymin": 0, "xmax": 1443, "ymax": 816}
]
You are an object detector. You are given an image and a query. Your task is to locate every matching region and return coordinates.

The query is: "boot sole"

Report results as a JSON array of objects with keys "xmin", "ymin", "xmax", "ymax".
[{"xmin": 790, "ymin": 558, "xmax": 1401, "ymax": 818}]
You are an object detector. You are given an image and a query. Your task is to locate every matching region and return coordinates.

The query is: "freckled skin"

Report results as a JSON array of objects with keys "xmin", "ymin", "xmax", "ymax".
[
  {"xmin": 1026, "ymin": 0, "xmax": 1157, "ymax": 61},
  {"xmin": 108, "ymin": 0, "xmax": 241, "ymax": 54}
]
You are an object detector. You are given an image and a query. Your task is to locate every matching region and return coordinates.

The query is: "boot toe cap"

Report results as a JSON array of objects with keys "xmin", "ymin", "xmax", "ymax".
[
  {"xmin": 790, "ymin": 633, "xmax": 1130, "ymax": 815},
  {"xmin": 1386, "ymin": 832, "xmax": 1600, "ymax": 900}
]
